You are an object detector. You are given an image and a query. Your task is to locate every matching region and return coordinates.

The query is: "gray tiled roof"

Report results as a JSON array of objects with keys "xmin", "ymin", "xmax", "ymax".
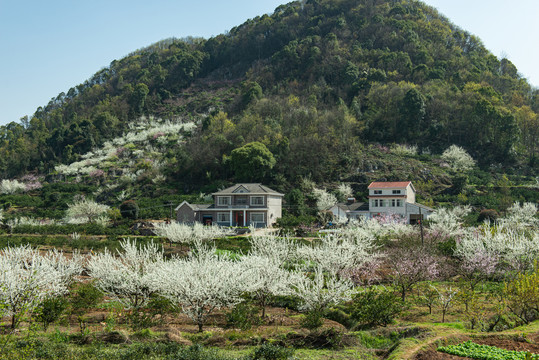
[
  {"xmin": 335, "ymin": 202, "xmax": 369, "ymax": 212},
  {"xmin": 212, "ymin": 183, "xmax": 284, "ymax": 196}
]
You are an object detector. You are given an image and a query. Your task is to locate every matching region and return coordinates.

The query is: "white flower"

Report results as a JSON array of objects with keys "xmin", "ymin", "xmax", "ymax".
[{"xmin": 441, "ymin": 145, "xmax": 475, "ymax": 171}]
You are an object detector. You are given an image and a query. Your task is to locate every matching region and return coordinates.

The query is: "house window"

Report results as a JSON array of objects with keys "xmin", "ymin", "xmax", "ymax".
[
  {"xmin": 217, "ymin": 196, "xmax": 231, "ymax": 206},
  {"xmin": 372, "ymin": 199, "xmax": 380, "ymax": 207},
  {"xmin": 250, "ymin": 213, "xmax": 264, "ymax": 224},
  {"xmin": 397, "ymin": 199, "xmax": 402, "ymax": 207},
  {"xmin": 392, "ymin": 190, "xmax": 401, "ymax": 194},
  {"xmin": 250, "ymin": 196, "xmax": 264, "ymax": 206},
  {"xmin": 373, "ymin": 190, "xmax": 382, "ymax": 194},
  {"xmin": 235, "ymin": 197, "xmax": 248, "ymax": 205},
  {"xmin": 391, "ymin": 199, "xmax": 396, "ymax": 207},
  {"xmin": 217, "ymin": 212, "xmax": 230, "ymax": 222}
]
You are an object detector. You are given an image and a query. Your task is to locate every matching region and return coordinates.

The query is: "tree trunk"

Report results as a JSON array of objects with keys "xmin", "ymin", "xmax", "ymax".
[{"xmin": 261, "ymin": 295, "xmax": 266, "ymax": 318}]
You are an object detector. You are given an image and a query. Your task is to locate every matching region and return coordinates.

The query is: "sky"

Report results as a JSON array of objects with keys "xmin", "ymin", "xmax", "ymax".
[{"xmin": 0, "ymin": 0, "xmax": 538, "ymax": 126}]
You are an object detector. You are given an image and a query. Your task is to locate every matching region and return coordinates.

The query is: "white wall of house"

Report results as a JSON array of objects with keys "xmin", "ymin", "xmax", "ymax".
[
  {"xmin": 368, "ymin": 185, "xmax": 414, "ymax": 203},
  {"xmin": 369, "ymin": 198, "xmax": 407, "ymax": 217},
  {"xmin": 367, "ymin": 182, "xmax": 428, "ymax": 223},
  {"xmin": 266, "ymin": 195, "xmax": 282, "ymax": 226}
]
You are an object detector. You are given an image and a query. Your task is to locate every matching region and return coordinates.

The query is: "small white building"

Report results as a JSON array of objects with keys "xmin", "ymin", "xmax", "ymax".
[
  {"xmin": 368, "ymin": 181, "xmax": 432, "ymax": 224},
  {"xmin": 329, "ymin": 198, "xmax": 370, "ymax": 222}
]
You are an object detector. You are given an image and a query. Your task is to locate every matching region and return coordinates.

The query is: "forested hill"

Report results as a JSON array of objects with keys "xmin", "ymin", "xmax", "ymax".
[{"xmin": 1, "ymin": 0, "xmax": 538, "ymax": 186}]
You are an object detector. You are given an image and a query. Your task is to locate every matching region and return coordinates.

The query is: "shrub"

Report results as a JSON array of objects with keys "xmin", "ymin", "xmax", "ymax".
[
  {"xmin": 286, "ymin": 327, "xmax": 345, "ymax": 349},
  {"xmin": 120, "ymin": 200, "xmax": 139, "ymax": 220},
  {"xmin": 33, "ymin": 296, "xmax": 68, "ymax": 330},
  {"xmin": 245, "ymin": 344, "xmax": 295, "ymax": 360},
  {"xmin": 268, "ymin": 295, "xmax": 302, "ymax": 311},
  {"xmin": 477, "ymin": 209, "xmax": 499, "ymax": 224},
  {"xmin": 225, "ymin": 302, "xmax": 262, "ymax": 330},
  {"xmin": 325, "ymin": 306, "xmax": 354, "ymax": 328},
  {"xmin": 168, "ymin": 343, "xmax": 232, "ymax": 360},
  {"xmin": 504, "ymin": 263, "xmax": 539, "ymax": 324},
  {"xmin": 350, "ymin": 288, "xmax": 403, "ymax": 328},
  {"xmin": 68, "ymin": 282, "xmax": 104, "ymax": 333},
  {"xmin": 128, "ymin": 295, "xmax": 177, "ymax": 330},
  {"xmin": 300, "ymin": 310, "xmax": 324, "ymax": 330}
]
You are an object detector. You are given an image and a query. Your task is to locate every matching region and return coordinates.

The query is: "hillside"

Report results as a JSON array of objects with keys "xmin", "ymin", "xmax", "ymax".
[{"xmin": 0, "ymin": 0, "xmax": 538, "ymax": 215}]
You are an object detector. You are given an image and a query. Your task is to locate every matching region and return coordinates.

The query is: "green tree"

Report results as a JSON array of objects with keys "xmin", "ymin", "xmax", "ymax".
[
  {"xmin": 399, "ymin": 87, "xmax": 426, "ymax": 141},
  {"xmin": 229, "ymin": 141, "xmax": 276, "ymax": 182},
  {"xmin": 130, "ymin": 83, "xmax": 149, "ymax": 115}
]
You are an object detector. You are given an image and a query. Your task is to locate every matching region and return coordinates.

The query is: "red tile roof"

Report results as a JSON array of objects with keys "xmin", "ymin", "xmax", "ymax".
[{"xmin": 368, "ymin": 181, "xmax": 411, "ymax": 189}]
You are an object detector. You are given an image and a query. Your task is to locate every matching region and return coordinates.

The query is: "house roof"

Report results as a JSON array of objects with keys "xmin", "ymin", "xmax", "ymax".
[
  {"xmin": 212, "ymin": 183, "xmax": 284, "ymax": 196},
  {"xmin": 334, "ymin": 202, "xmax": 369, "ymax": 212},
  {"xmin": 175, "ymin": 201, "xmax": 214, "ymax": 211},
  {"xmin": 368, "ymin": 181, "xmax": 412, "ymax": 189}
]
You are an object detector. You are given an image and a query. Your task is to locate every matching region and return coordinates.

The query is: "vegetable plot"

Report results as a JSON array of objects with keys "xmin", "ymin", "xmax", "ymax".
[{"xmin": 438, "ymin": 341, "xmax": 539, "ymax": 360}]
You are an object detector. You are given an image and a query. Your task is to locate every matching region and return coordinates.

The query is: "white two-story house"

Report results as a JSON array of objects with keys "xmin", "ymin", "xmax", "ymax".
[
  {"xmin": 368, "ymin": 181, "xmax": 432, "ymax": 224},
  {"xmin": 175, "ymin": 183, "xmax": 284, "ymax": 228}
]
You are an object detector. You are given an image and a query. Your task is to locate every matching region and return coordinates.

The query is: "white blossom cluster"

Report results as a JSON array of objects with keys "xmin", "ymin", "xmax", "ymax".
[
  {"xmin": 0, "ymin": 246, "xmax": 82, "ymax": 328},
  {"xmin": 312, "ymin": 187, "xmax": 337, "ymax": 211},
  {"xmin": 428, "ymin": 205, "xmax": 471, "ymax": 237},
  {"xmin": 337, "ymin": 183, "xmax": 353, "ymax": 199},
  {"xmin": 455, "ymin": 202, "xmax": 539, "ymax": 274},
  {"xmin": 153, "ymin": 246, "xmax": 253, "ymax": 331},
  {"xmin": 500, "ymin": 202, "xmax": 538, "ymax": 230},
  {"xmin": 287, "ymin": 266, "xmax": 354, "ymax": 313},
  {"xmin": 391, "ymin": 144, "xmax": 418, "ymax": 156},
  {"xmin": 152, "ymin": 222, "xmax": 234, "ymax": 247},
  {"xmin": 4, "ymin": 198, "xmax": 110, "ymax": 230},
  {"xmin": 441, "ymin": 145, "xmax": 475, "ymax": 171},
  {"xmin": 297, "ymin": 231, "xmax": 377, "ymax": 276},
  {"xmin": 83, "ymin": 229, "xmax": 364, "ymax": 331},
  {"xmin": 55, "ymin": 116, "xmax": 196, "ymax": 177},
  {"xmin": 0, "ymin": 179, "xmax": 26, "ymax": 195},
  {"xmin": 64, "ymin": 197, "xmax": 110, "ymax": 225},
  {"xmin": 88, "ymin": 240, "xmax": 164, "ymax": 309},
  {"xmin": 5, "ymin": 217, "xmax": 59, "ymax": 229}
]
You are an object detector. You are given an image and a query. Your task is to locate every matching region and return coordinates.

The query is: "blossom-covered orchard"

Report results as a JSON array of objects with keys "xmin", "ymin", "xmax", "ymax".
[{"xmin": 1, "ymin": 201, "xmax": 537, "ymax": 336}]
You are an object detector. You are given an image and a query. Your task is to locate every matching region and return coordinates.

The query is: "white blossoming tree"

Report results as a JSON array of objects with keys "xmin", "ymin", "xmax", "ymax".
[
  {"xmin": 287, "ymin": 266, "xmax": 354, "ymax": 328},
  {"xmin": 297, "ymin": 232, "xmax": 377, "ymax": 276},
  {"xmin": 312, "ymin": 188, "xmax": 337, "ymax": 211},
  {"xmin": 152, "ymin": 222, "xmax": 233, "ymax": 248},
  {"xmin": 64, "ymin": 197, "xmax": 110, "ymax": 224},
  {"xmin": 500, "ymin": 202, "xmax": 538, "ymax": 230},
  {"xmin": 337, "ymin": 183, "xmax": 353, "ymax": 200},
  {"xmin": 0, "ymin": 179, "xmax": 26, "ymax": 195},
  {"xmin": 441, "ymin": 145, "xmax": 475, "ymax": 171},
  {"xmin": 154, "ymin": 247, "xmax": 256, "ymax": 332},
  {"xmin": 428, "ymin": 205, "xmax": 471, "ymax": 238},
  {"xmin": 457, "ymin": 222, "xmax": 539, "ymax": 274},
  {"xmin": 87, "ymin": 240, "xmax": 164, "ymax": 310},
  {"xmin": 0, "ymin": 246, "xmax": 82, "ymax": 329},
  {"xmin": 248, "ymin": 231, "xmax": 298, "ymax": 265},
  {"xmin": 240, "ymin": 255, "xmax": 293, "ymax": 318}
]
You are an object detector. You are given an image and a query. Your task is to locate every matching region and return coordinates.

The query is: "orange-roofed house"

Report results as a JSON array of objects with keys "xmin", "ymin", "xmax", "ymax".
[{"xmin": 367, "ymin": 181, "xmax": 433, "ymax": 224}]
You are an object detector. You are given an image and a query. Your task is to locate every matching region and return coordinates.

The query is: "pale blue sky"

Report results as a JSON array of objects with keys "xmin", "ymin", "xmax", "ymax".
[{"xmin": 0, "ymin": 0, "xmax": 538, "ymax": 126}]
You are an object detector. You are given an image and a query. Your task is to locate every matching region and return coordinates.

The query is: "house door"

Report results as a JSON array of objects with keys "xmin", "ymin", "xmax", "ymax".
[
  {"xmin": 235, "ymin": 212, "xmax": 244, "ymax": 227},
  {"xmin": 409, "ymin": 214, "xmax": 423, "ymax": 225}
]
